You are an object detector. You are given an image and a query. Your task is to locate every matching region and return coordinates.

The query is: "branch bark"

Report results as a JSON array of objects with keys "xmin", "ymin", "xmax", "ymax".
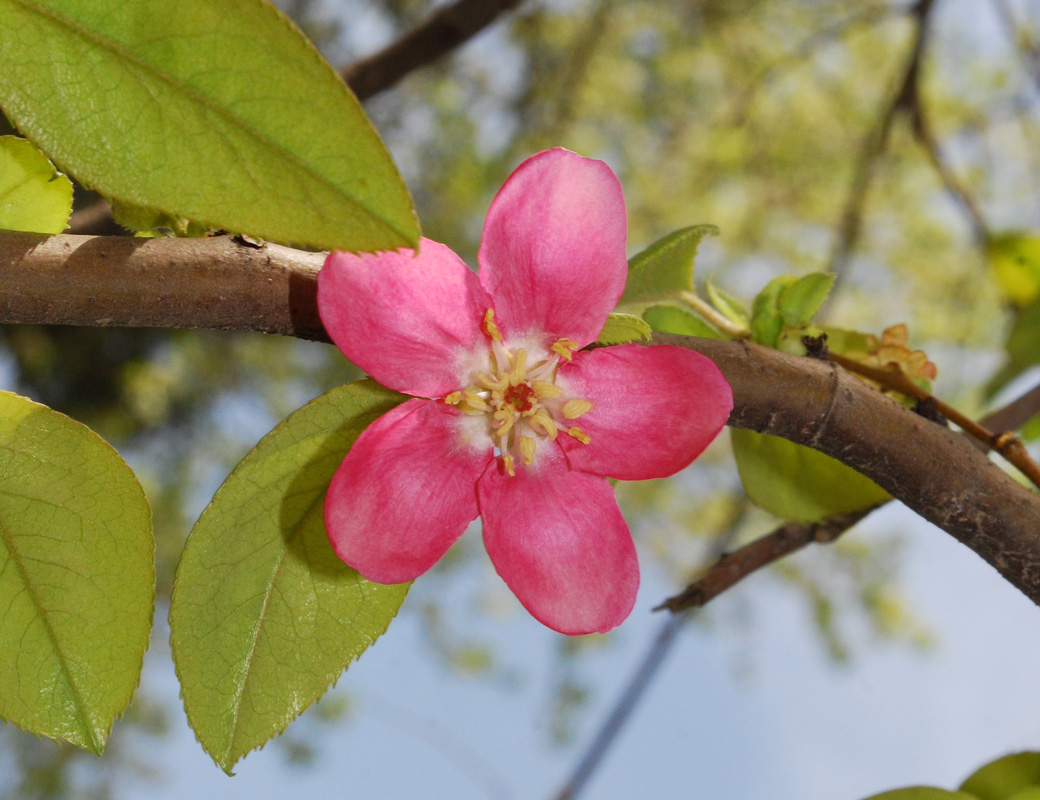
[{"xmin": 1, "ymin": 231, "xmax": 1039, "ymax": 605}]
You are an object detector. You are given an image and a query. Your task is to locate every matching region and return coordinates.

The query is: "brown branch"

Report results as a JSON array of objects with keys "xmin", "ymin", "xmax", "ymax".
[
  {"xmin": 657, "ymin": 379, "xmax": 1040, "ymax": 615},
  {"xmin": 2, "ymin": 230, "xmax": 1040, "ymax": 608},
  {"xmin": 655, "ymin": 508, "xmax": 876, "ymax": 614},
  {"xmin": 341, "ymin": 0, "xmax": 524, "ymax": 101},
  {"xmin": 830, "ymin": 351, "xmax": 1040, "ymax": 489}
]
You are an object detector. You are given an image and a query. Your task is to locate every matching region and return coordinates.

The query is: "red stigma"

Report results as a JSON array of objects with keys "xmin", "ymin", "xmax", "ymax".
[{"xmin": 504, "ymin": 383, "xmax": 535, "ymax": 412}]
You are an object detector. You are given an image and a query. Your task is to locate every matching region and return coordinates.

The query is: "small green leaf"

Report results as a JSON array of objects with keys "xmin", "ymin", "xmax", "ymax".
[
  {"xmin": 0, "ymin": 135, "xmax": 73, "ymax": 233},
  {"xmin": 731, "ymin": 428, "xmax": 890, "ymax": 524},
  {"xmin": 960, "ymin": 752, "xmax": 1040, "ymax": 800},
  {"xmin": 618, "ymin": 225, "xmax": 719, "ymax": 312},
  {"xmin": 642, "ymin": 304, "xmax": 723, "ymax": 339},
  {"xmin": 749, "ymin": 275, "xmax": 796, "ymax": 347},
  {"xmin": 1021, "ymin": 414, "xmax": 1040, "ymax": 442},
  {"xmin": 986, "ymin": 232, "xmax": 1040, "ymax": 307},
  {"xmin": 706, "ymin": 276, "xmax": 750, "ymax": 327},
  {"xmin": 0, "ymin": 0, "xmax": 418, "ymax": 252},
  {"xmin": 109, "ymin": 198, "xmax": 209, "ymax": 238},
  {"xmin": 778, "ymin": 272, "xmax": 836, "ymax": 327},
  {"xmin": 597, "ymin": 312, "xmax": 653, "ymax": 344},
  {"xmin": 0, "ymin": 391, "xmax": 153, "ymax": 754},
  {"xmin": 170, "ymin": 381, "xmax": 410, "ymax": 773},
  {"xmin": 819, "ymin": 326, "xmax": 878, "ymax": 360},
  {"xmin": 860, "ymin": 789, "xmax": 979, "ymax": 800},
  {"xmin": 986, "ymin": 295, "xmax": 1040, "ymax": 397}
]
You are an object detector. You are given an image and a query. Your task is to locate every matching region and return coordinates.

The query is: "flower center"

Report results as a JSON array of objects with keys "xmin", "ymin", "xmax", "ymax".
[{"xmin": 445, "ymin": 309, "xmax": 593, "ymax": 476}]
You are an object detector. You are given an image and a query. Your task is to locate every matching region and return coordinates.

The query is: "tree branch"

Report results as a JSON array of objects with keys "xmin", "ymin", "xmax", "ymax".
[
  {"xmin": 1, "ymin": 231, "xmax": 1039, "ymax": 607},
  {"xmin": 341, "ymin": 0, "xmax": 524, "ymax": 101}
]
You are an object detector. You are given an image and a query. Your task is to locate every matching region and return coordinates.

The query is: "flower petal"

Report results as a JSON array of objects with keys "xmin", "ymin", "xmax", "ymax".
[
  {"xmin": 477, "ymin": 148, "xmax": 627, "ymax": 347},
  {"xmin": 325, "ymin": 398, "xmax": 492, "ymax": 584},
  {"xmin": 556, "ymin": 344, "xmax": 733, "ymax": 481},
  {"xmin": 478, "ymin": 444, "xmax": 639, "ymax": 635},
  {"xmin": 318, "ymin": 238, "xmax": 493, "ymax": 398}
]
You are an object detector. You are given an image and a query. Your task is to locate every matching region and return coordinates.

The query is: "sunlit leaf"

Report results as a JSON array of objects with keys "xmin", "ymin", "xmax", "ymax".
[
  {"xmin": 778, "ymin": 272, "xmax": 835, "ymax": 327},
  {"xmin": 749, "ymin": 275, "xmax": 796, "ymax": 347},
  {"xmin": 618, "ymin": 224, "xmax": 718, "ymax": 311},
  {"xmin": 597, "ymin": 312, "xmax": 653, "ymax": 344},
  {"xmin": 0, "ymin": 0, "xmax": 418, "ymax": 251},
  {"xmin": 986, "ymin": 233, "xmax": 1040, "ymax": 307},
  {"xmin": 860, "ymin": 789, "xmax": 979, "ymax": 800},
  {"xmin": 642, "ymin": 304, "xmax": 723, "ymax": 338},
  {"xmin": 0, "ymin": 135, "xmax": 72, "ymax": 233},
  {"xmin": 0, "ymin": 391, "xmax": 153, "ymax": 754},
  {"xmin": 706, "ymin": 276, "xmax": 750, "ymax": 328},
  {"xmin": 731, "ymin": 428, "xmax": 890, "ymax": 524},
  {"xmin": 170, "ymin": 381, "xmax": 410, "ymax": 773},
  {"xmin": 986, "ymin": 296, "xmax": 1040, "ymax": 397},
  {"xmin": 960, "ymin": 752, "xmax": 1040, "ymax": 800}
]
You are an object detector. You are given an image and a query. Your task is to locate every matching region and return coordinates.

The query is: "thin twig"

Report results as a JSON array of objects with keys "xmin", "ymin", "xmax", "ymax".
[
  {"xmin": 829, "ymin": 351, "xmax": 1040, "ymax": 489},
  {"xmin": 678, "ymin": 290, "xmax": 750, "ymax": 338}
]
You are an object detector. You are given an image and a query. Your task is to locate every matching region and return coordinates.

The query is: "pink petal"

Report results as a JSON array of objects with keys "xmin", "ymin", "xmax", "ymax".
[
  {"xmin": 325, "ymin": 398, "xmax": 493, "ymax": 584},
  {"xmin": 478, "ymin": 444, "xmax": 639, "ymax": 635},
  {"xmin": 477, "ymin": 148, "xmax": 628, "ymax": 348},
  {"xmin": 557, "ymin": 344, "xmax": 733, "ymax": 481},
  {"xmin": 318, "ymin": 238, "xmax": 493, "ymax": 398}
]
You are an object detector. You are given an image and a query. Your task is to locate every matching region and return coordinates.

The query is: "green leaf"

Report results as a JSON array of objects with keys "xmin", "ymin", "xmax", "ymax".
[
  {"xmin": 860, "ymin": 790, "xmax": 979, "ymax": 800},
  {"xmin": 642, "ymin": 304, "xmax": 723, "ymax": 339},
  {"xmin": 986, "ymin": 232, "xmax": 1040, "ymax": 307},
  {"xmin": 0, "ymin": 135, "xmax": 73, "ymax": 233},
  {"xmin": 778, "ymin": 272, "xmax": 836, "ymax": 327},
  {"xmin": 618, "ymin": 224, "xmax": 719, "ymax": 311},
  {"xmin": 0, "ymin": 0, "xmax": 418, "ymax": 252},
  {"xmin": 706, "ymin": 276, "xmax": 750, "ymax": 328},
  {"xmin": 986, "ymin": 295, "xmax": 1040, "ymax": 397},
  {"xmin": 0, "ymin": 391, "xmax": 153, "ymax": 754},
  {"xmin": 749, "ymin": 275, "xmax": 796, "ymax": 347},
  {"xmin": 960, "ymin": 752, "xmax": 1040, "ymax": 800},
  {"xmin": 170, "ymin": 381, "xmax": 411, "ymax": 773},
  {"xmin": 597, "ymin": 312, "xmax": 653, "ymax": 344},
  {"xmin": 1021, "ymin": 414, "xmax": 1040, "ymax": 442},
  {"xmin": 109, "ymin": 198, "xmax": 208, "ymax": 238},
  {"xmin": 731, "ymin": 428, "xmax": 890, "ymax": 524}
]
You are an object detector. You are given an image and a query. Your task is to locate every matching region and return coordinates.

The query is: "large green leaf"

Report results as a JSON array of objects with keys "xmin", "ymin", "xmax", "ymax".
[
  {"xmin": 986, "ymin": 296, "xmax": 1040, "ymax": 397},
  {"xmin": 0, "ymin": 391, "xmax": 153, "ymax": 754},
  {"xmin": 0, "ymin": 0, "xmax": 418, "ymax": 251},
  {"xmin": 860, "ymin": 790, "xmax": 979, "ymax": 800},
  {"xmin": 731, "ymin": 428, "xmax": 890, "ymax": 524},
  {"xmin": 618, "ymin": 224, "xmax": 719, "ymax": 311},
  {"xmin": 778, "ymin": 272, "xmax": 835, "ymax": 327},
  {"xmin": 0, "ymin": 135, "xmax": 73, "ymax": 233},
  {"xmin": 642, "ymin": 304, "xmax": 723, "ymax": 339},
  {"xmin": 986, "ymin": 232, "xmax": 1040, "ymax": 307},
  {"xmin": 960, "ymin": 752, "xmax": 1040, "ymax": 800},
  {"xmin": 170, "ymin": 381, "xmax": 411, "ymax": 773},
  {"xmin": 596, "ymin": 312, "xmax": 653, "ymax": 344}
]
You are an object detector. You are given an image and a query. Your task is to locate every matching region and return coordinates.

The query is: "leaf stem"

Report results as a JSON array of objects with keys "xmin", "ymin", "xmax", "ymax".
[{"xmin": 678, "ymin": 290, "xmax": 751, "ymax": 339}]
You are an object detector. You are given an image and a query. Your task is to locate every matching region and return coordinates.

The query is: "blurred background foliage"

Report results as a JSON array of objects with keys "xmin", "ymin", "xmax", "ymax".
[{"xmin": 2, "ymin": 0, "xmax": 1037, "ymax": 796}]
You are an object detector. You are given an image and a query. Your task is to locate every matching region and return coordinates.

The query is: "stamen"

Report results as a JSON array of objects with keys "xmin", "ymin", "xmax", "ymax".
[
  {"xmin": 519, "ymin": 435, "xmax": 536, "ymax": 466},
  {"xmin": 444, "ymin": 391, "xmax": 462, "ymax": 405},
  {"xmin": 479, "ymin": 372, "xmax": 509, "ymax": 392},
  {"xmin": 527, "ymin": 355, "xmax": 560, "ymax": 382},
  {"xmin": 529, "ymin": 410, "xmax": 558, "ymax": 440},
  {"xmin": 502, "ymin": 453, "xmax": 516, "ymax": 477},
  {"xmin": 562, "ymin": 398, "xmax": 593, "ymax": 419},
  {"xmin": 494, "ymin": 408, "xmax": 515, "ymax": 439},
  {"xmin": 551, "ymin": 338, "xmax": 579, "ymax": 361},
  {"xmin": 532, "ymin": 380, "xmax": 563, "ymax": 399},
  {"xmin": 483, "ymin": 309, "xmax": 502, "ymax": 342},
  {"xmin": 462, "ymin": 390, "xmax": 489, "ymax": 412},
  {"xmin": 509, "ymin": 348, "xmax": 527, "ymax": 386},
  {"xmin": 492, "ymin": 339, "xmax": 510, "ymax": 375},
  {"xmin": 568, "ymin": 426, "xmax": 591, "ymax": 445}
]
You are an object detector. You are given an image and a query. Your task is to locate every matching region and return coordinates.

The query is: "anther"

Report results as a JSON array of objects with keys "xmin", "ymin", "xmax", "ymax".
[
  {"xmin": 529, "ymin": 410, "xmax": 558, "ymax": 440},
  {"xmin": 483, "ymin": 309, "xmax": 502, "ymax": 342},
  {"xmin": 568, "ymin": 426, "xmax": 591, "ymax": 445},
  {"xmin": 502, "ymin": 453, "xmax": 516, "ymax": 477},
  {"xmin": 509, "ymin": 348, "xmax": 528, "ymax": 386},
  {"xmin": 444, "ymin": 391, "xmax": 462, "ymax": 405},
  {"xmin": 519, "ymin": 435, "xmax": 536, "ymax": 466},
  {"xmin": 551, "ymin": 338, "xmax": 579, "ymax": 361},
  {"xmin": 562, "ymin": 399, "xmax": 593, "ymax": 419},
  {"xmin": 532, "ymin": 380, "xmax": 562, "ymax": 399}
]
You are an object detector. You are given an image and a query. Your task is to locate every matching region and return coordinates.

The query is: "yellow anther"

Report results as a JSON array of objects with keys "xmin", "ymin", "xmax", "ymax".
[
  {"xmin": 444, "ymin": 391, "xmax": 462, "ymax": 405},
  {"xmin": 502, "ymin": 453, "xmax": 516, "ymax": 476},
  {"xmin": 531, "ymin": 380, "xmax": 563, "ymax": 399},
  {"xmin": 483, "ymin": 309, "xmax": 502, "ymax": 342},
  {"xmin": 519, "ymin": 435, "xmax": 536, "ymax": 465},
  {"xmin": 462, "ymin": 390, "xmax": 489, "ymax": 412},
  {"xmin": 509, "ymin": 348, "xmax": 528, "ymax": 386},
  {"xmin": 551, "ymin": 338, "xmax": 579, "ymax": 361},
  {"xmin": 494, "ymin": 408, "xmax": 515, "ymax": 439},
  {"xmin": 568, "ymin": 426, "xmax": 591, "ymax": 445},
  {"xmin": 479, "ymin": 371, "xmax": 509, "ymax": 392},
  {"xmin": 529, "ymin": 409, "xmax": 558, "ymax": 440},
  {"xmin": 562, "ymin": 398, "xmax": 593, "ymax": 419}
]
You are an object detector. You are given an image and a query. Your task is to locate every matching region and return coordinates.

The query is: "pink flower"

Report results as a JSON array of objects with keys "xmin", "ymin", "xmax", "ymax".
[{"xmin": 317, "ymin": 148, "xmax": 733, "ymax": 635}]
